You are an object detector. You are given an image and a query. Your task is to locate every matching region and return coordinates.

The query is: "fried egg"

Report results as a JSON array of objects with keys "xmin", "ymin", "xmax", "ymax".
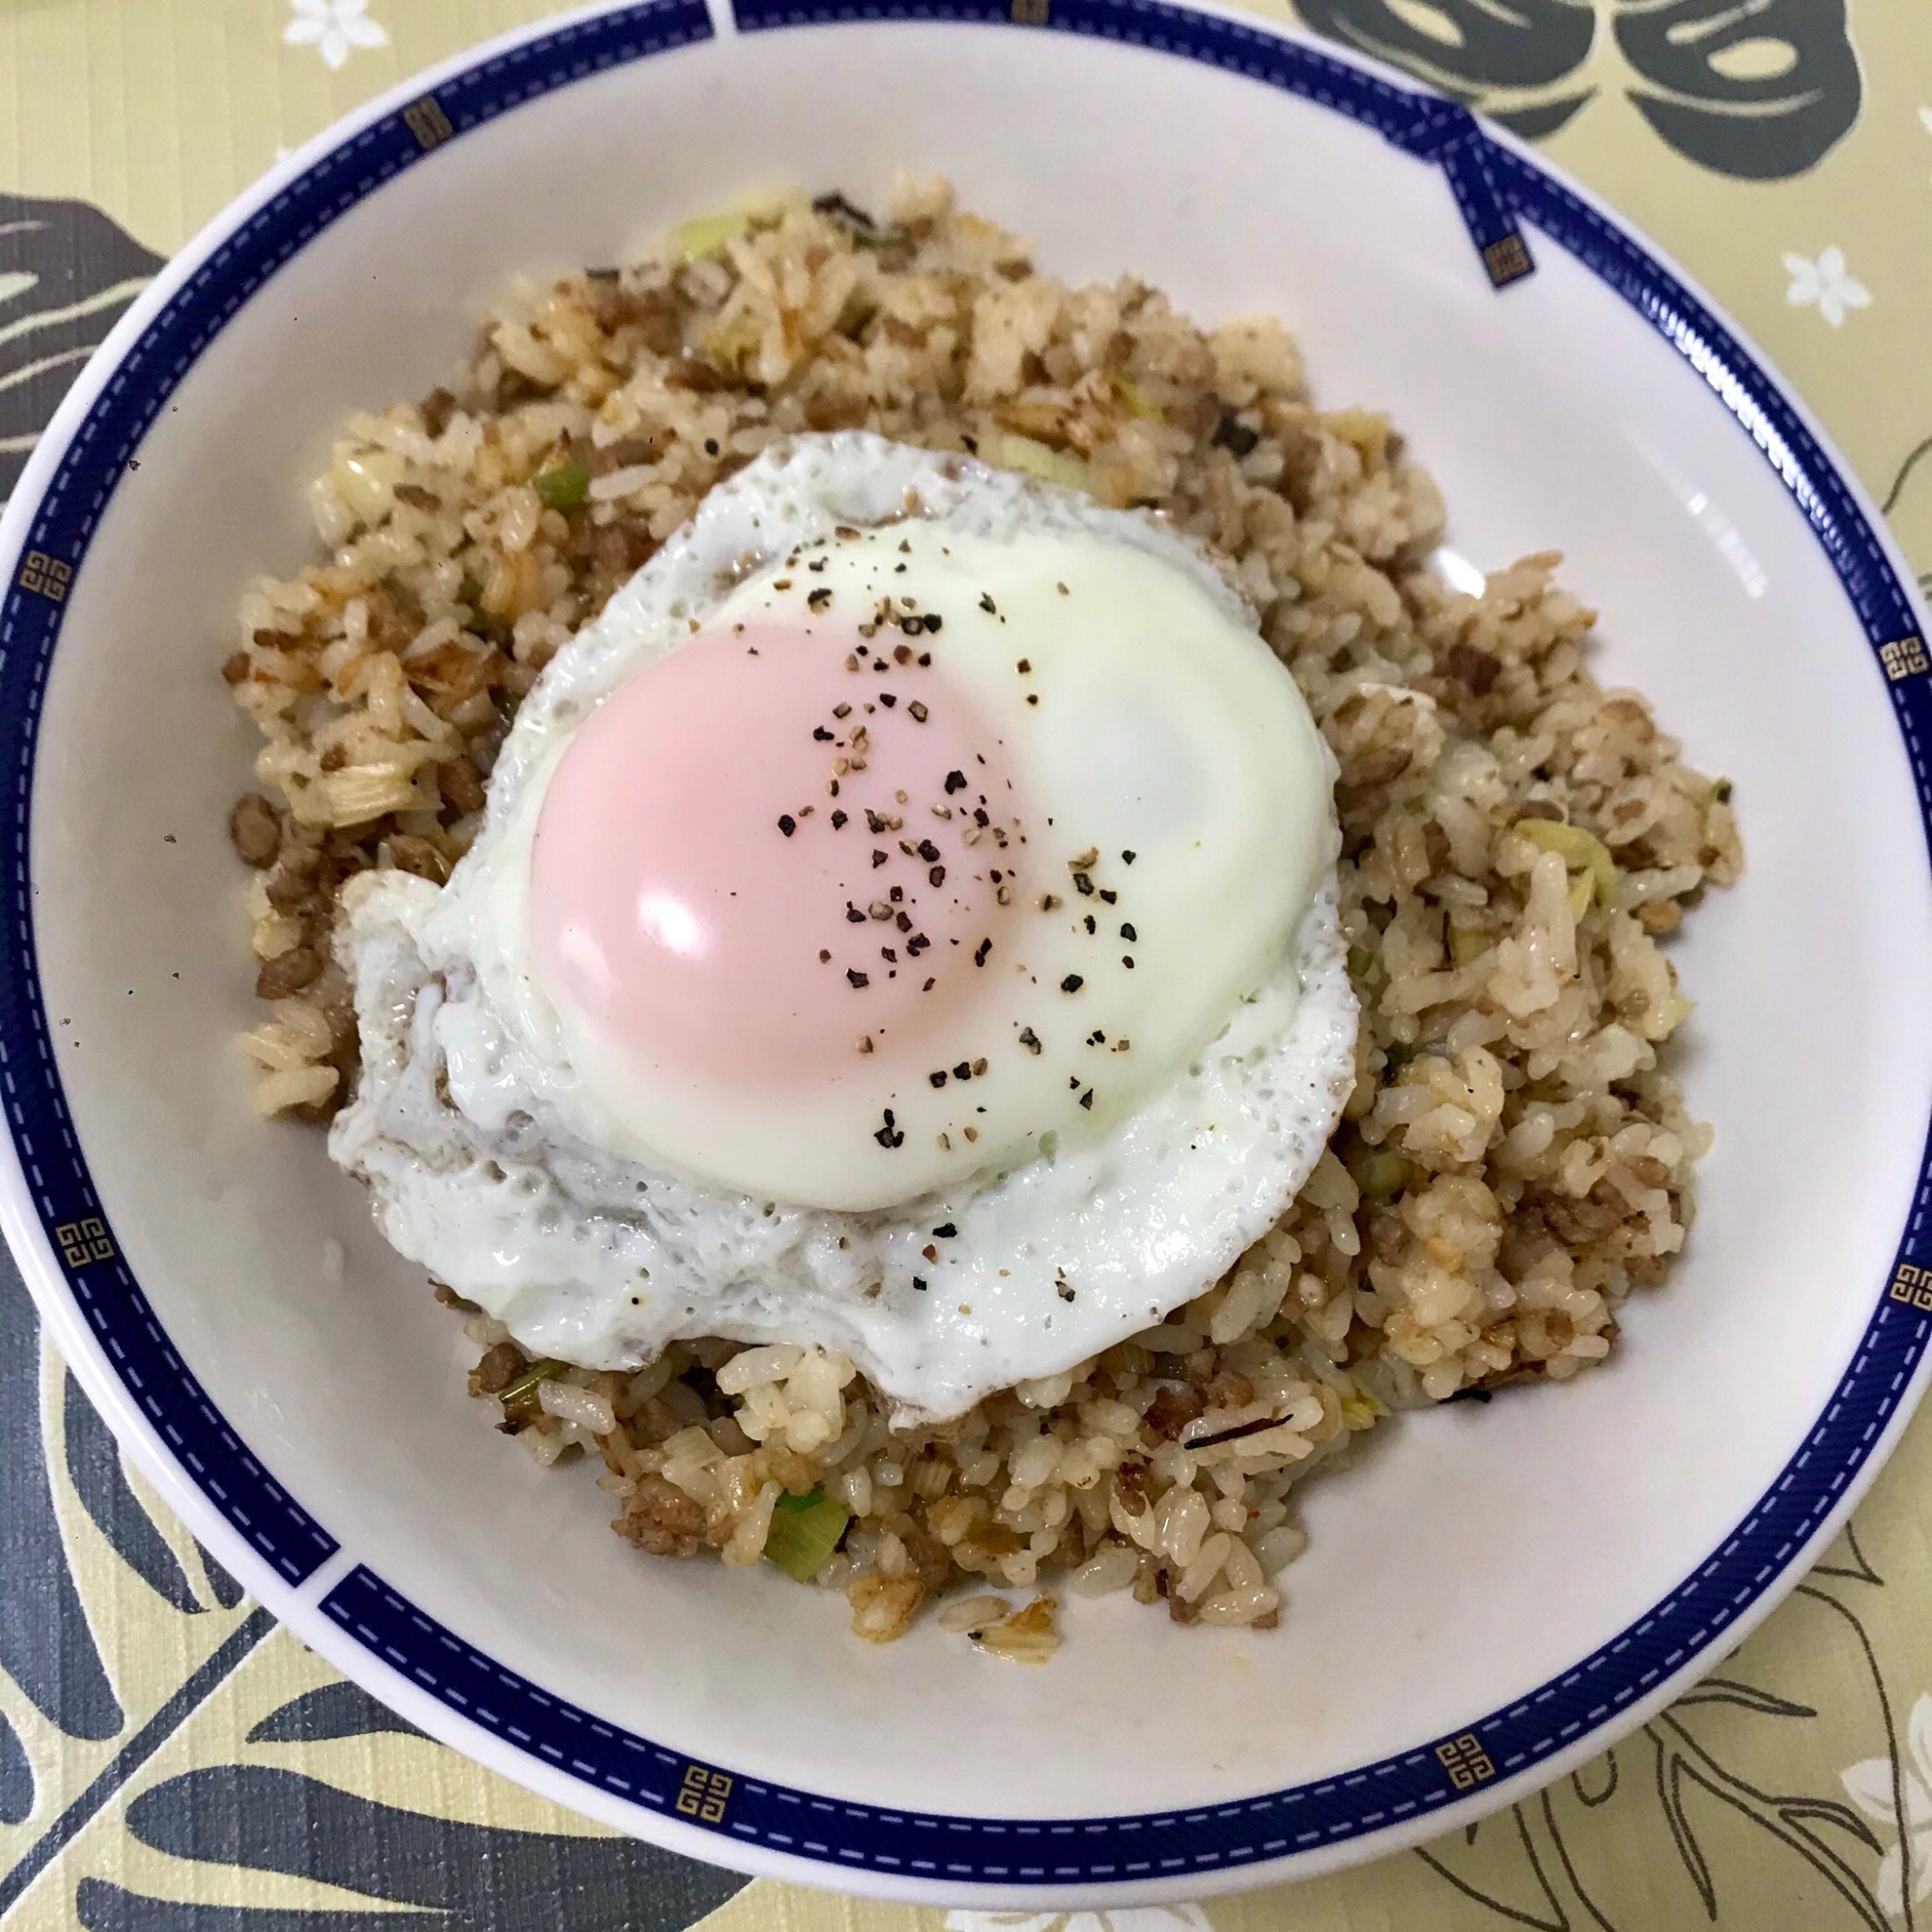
[{"xmin": 330, "ymin": 434, "xmax": 1357, "ymax": 1419}]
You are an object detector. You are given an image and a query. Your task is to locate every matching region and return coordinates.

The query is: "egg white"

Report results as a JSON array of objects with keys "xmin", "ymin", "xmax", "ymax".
[{"xmin": 329, "ymin": 435, "xmax": 1359, "ymax": 1419}]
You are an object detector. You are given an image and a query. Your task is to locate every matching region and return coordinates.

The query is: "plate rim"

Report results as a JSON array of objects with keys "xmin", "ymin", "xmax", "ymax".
[{"xmin": 3, "ymin": 0, "xmax": 1931, "ymax": 1905}]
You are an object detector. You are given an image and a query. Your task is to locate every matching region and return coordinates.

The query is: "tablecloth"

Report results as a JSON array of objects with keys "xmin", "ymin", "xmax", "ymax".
[{"xmin": 5, "ymin": 1, "xmax": 1932, "ymax": 1924}]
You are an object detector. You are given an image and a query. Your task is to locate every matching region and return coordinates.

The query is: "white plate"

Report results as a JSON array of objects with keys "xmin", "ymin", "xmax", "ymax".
[{"xmin": 3, "ymin": 0, "xmax": 1931, "ymax": 1906}]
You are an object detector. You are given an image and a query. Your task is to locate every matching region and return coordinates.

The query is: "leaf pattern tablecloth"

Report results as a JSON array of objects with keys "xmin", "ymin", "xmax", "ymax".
[{"xmin": 4, "ymin": 1, "xmax": 1932, "ymax": 1924}]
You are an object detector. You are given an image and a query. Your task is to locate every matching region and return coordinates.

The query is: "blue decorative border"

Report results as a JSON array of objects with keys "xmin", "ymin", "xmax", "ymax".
[{"xmin": 5, "ymin": 0, "xmax": 1932, "ymax": 1889}]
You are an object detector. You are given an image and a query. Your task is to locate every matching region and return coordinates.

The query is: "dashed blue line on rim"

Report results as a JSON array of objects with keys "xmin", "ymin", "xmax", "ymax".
[{"xmin": 0, "ymin": 0, "xmax": 1928, "ymax": 1888}]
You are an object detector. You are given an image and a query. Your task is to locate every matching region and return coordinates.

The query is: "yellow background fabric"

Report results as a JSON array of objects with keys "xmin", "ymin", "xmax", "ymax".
[{"xmin": 3, "ymin": 0, "xmax": 1931, "ymax": 1924}]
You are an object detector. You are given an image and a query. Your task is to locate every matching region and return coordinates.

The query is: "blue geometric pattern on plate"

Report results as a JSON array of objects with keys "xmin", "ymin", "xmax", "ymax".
[{"xmin": 2, "ymin": 0, "xmax": 1929, "ymax": 1885}]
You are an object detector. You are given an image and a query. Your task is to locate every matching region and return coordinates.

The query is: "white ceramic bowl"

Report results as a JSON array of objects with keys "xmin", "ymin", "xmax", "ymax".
[{"xmin": 6, "ymin": 0, "xmax": 1932, "ymax": 1908}]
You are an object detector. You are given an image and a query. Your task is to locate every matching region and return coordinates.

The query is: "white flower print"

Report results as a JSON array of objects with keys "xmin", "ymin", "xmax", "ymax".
[
  {"xmin": 1842, "ymin": 1691, "xmax": 1932, "ymax": 1916},
  {"xmin": 282, "ymin": 0, "xmax": 387, "ymax": 71},
  {"xmin": 1782, "ymin": 246, "xmax": 1871, "ymax": 327},
  {"xmin": 944, "ymin": 1908, "xmax": 1211, "ymax": 1932}
]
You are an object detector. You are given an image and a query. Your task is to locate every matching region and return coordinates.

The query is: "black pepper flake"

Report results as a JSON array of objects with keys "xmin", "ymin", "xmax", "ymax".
[
  {"xmin": 980, "ymin": 593, "xmax": 998, "ymax": 614},
  {"xmin": 929, "ymin": 1070, "xmax": 949, "ymax": 1088},
  {"xmin": 918, "ymin": 652, "xmax": 932, "ymax": 667},
  {"xmin": 1018, "ymin": 1026, "xmax": 1042, "ymax": 1054},
  {"xmin": 1078, "ymin": 1089, "xmax": 1094, "ymax": 1109},
  {"xmin": 846, "ymin": 904, "xmax": 867, "ymax": 923},
  {"xmin": 1061, "ymin": 974, "xmax": 1084, "ymax": 993},
  {"xmin": 1098, "ymin": 889, "xmax": 1118, "ymax": 904},
  {"xmin": 704, "ymin": 438, "xmax": 721, "ymax": 456},
  {"xmin": 944, "ymin": 771, "xmax": 967, "ymax": 794},
  {"xmin": 848, "ymin": 968, "xmax": 870, "ymax": 988},
  {"xmin": 907, "ymin": 933, "xmax": 930, "ymax": 954},
  {"xmin": 1016, "ymin": 658, "xmax": 1032, "ymax": 673},
  {"xmin": 923, "ymin": 977, "xmax": 936, "ymax": 991},
  {"xmin": 813, "ymin": 726, "xmax": 835, "ymax": 742},
  {"xmin": 872, "ymin": 849, "xmax": 889, "ymax": 868},
  {"xmin": 881, "ymin": 947, "xmax": 897, "ymax": 962},
  {"xmin": 925, "ymin": 613, "xmax": 943, "ymax": 633},
  {"xmin": 928, "ymin": 866, "xmax": 946, "ymax": 887},
  {"xmin": 974, "ymin": 938, "xmax": 992, "ymax": 966},
  {"xmin": 912, "ymin": 1276, "xmax": 927, "ymax": 1292},
  {"xmin": 1057, "ymin": 1276, "xmax": 1076, "ymax": 1302},
  {"xmin": 778, "ymin": 814, "xmax": 796, "ymax": 837},
  {"xmin": 832, "ymin": 810, "xmax": 848, "ymax": 829},
  {"xmin": 808, "ymin": 587, "xmax": 832, "ymax": 610},
  {"xmin": 874, "ymin": 1109, "xmax": 903, "ymax": 1148},
  {"xmin": 774, "ymin": 579, "xmax": 793, "ymax": 591},
  {"xmin": 1122, "ymin": 922, "xmax": 1137, "ymax": 941},
  {"xmin": 1039, "ymin": 894, "xmax": 1061, "ymax": 911},
  {"xmin": 909, "ymin": 700, "xmax": 929, "ymax": 722},
  {"xmin": 953, "ymin": 1061, "xmax": 972, "ymax": 1081},
  {"xmin": 918, "ymin": 838, "xmax": 941, "ymax": 862},
  {"xmin": 1122, "ymin": 955, "xmax": 1136, "ymax": 969},
  {"xmin": 933, "ymin": 1222, "xmax": 956, "ymax": 1238},
  {"xmin": 1083, "ymin": 915, "xmax": 1096, "ymax": 934},
  {"xmin": 1072, "ymin": 870, "xmax": 1094, "ymax": 895},
  {"xmin": 879, "ymin": 692, "xmax": 897, "ymax": 707},
  {"xmin": 973, "ymin": 808, "xmax": 989, "ymax": 827},
  {"xmin": 1122, "ymin": 850, "xmax": 1137, "ymax": 865},
  {"xmin": 1026, "ymin": 695, "xmax": 1039, "ymax": 706},
  {"xmin": 896, "ymin": 911, "xmax": 913, "ymax": 932},
  {"xmin": 819, "ymin": 949, "xmax": 832, "ymax": 963}
]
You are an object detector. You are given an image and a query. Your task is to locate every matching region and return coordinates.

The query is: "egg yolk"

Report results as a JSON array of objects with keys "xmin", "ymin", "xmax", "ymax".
[{"xmin": 528, "ymin": 620, "xmax": 1028, "ymax": 1094}]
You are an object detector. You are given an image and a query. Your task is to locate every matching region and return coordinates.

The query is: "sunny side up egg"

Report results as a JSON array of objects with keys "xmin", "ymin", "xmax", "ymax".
[{"xmin": 330, "ymin": 435, "xmax": 1358, "ymax": 1421}]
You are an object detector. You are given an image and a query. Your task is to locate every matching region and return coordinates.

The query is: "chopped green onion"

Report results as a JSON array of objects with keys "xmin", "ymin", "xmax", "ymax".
[
  {"xmin": 675, "ymin": 211, "xmax": 752, "ymax": 260},
  {"xmin": 763, "ymin": 1489, "xmax": 851, "ymax": 1581},
  {"xmin": 1449, "ymin": 925, "xmax": 1491, "ymax": 967},
  {"xmin": 1355, "ymin": 1150, "xmax": 1414, "ymax": 1200},
  {"xmin": 995, "ymin": 433, "xmax": 1092, "ymax": 495},
  {"xmin": 497, "ymin": 1357, "xmax": 567, "ymax": 1427},
  {"xmin": 533, "ymin": 459, "xmax": 589, "ymax": 511},
  {"xmin": 1112, "ymin": 374, "xmax": 1163, "ymax": 420},
  {"xmin": 1517, "ymin": 816, "xmax": 1618, "ymax": 912},
  {"xmin": 1346, "ymin": 943, "xmax": 1377, "ymax": 982}
]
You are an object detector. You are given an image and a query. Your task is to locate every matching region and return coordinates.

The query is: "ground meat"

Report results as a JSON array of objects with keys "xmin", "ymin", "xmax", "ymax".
[
  {"xmin": 228, "ymin": 793, "xmax": 281, "ymax": 867},
  {"xmin": 254, "ymin": 946, "xmax": 322, "ymax": 1000},
  {"xmin": 614, "ymin": 1473, "xmax": 709, "ymax": 1558},
  {"xmin": 1143, "ymin": 1382, "xmax": 1208, "ymax": 1441},
  {"xmin": 467, "ymin": 1342, "xmax": 526, "ymax": 1396}
]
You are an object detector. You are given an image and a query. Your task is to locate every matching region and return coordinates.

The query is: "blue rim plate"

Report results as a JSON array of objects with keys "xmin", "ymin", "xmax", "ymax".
[{"xmin": 4, "ymin": 0, "xmax": 1932, "ymax": 1904}]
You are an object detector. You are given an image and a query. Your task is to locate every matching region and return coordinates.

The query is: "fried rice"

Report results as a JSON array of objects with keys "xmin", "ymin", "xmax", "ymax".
[{"xmin": 223, "ymin": 178, "xmax": 1743, "ymax": 1655}]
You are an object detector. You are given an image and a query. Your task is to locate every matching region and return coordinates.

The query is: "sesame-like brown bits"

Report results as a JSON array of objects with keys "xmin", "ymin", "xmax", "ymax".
[
  {"xmin": 909, "ymin": 699, "xmax": 929, "ymax": 723},
  {"xmin": 1018, "ymin": 1026, "xmax": 1042, "ymax": 1054}
]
